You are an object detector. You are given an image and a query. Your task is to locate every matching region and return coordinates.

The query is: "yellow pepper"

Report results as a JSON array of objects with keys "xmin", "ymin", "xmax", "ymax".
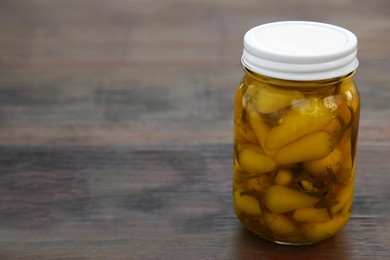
[
  {"xmin": 293, "ymin": 207, "xmax": 330, "ymax": 222},
  {"xmin": 331, "ymin": 182, "xmax": 354, "ymax": 214},
  {"xmin": 335, "ymin": 129, "xmax": 353, "ymax": 183},
  {"xmin": 236, "ymin": 142, "xmax": 265, "ymax": 155},
  {"xmin": 234, "ymin": 84, "xmax": 259, "ymax": 144},
  {"xmin": 238, "ymin": 149, "xmax": 276, "ymax": 174},
  {"xmin": 264, "ymin": 211, "xmax": 298, "ymax": 235},
  {"xmin": 341, "ymin": 197, "xmax": 353, "ymax": 217},
  {"xmin": 291, "ymin": 183, "xmax": 354, "ymax": 221},
  {"xmin": 302, "ymin": 148, "xmax": 341, "ymax": 177},
  {"xmin": 273, "ymin": 169, "xmax": 293, "ymax": 186},
  {"xmin": 235, "ymin": 120, "xmax": 259, "ymax": 145},
  {"xmin": 247, "ymin": 112, "xmax": 277, "ymax": 157},
  {"xmin": 248, "ymin": 112, "xmax": 269, "ymax": 147},
  {"xmin": 323, "ymin": 117, "xmax": 342, "ymax": 138},
  {"xmin": 340, "ymin": 79, "xmax": 360, "ymax": 112},
  {"xmin": 337, "ymin": 102, "xmax": 352, "ymax": 127},
  {"xmin": 233, "ymin": 189, "xmax": 262, "ymax": 216},
  {"xmin": 263, "ymin": 185, "xmax": 319, "ymax": 213},
  {"xmin": 302, "ymin": 213, "xmax": 349, "ymax": 241},
  {"xmin": 251, "ymin": 86, "xmax": 304, "ymax": 114},
  {"xmin": 266, "ymin": 98, "xmax": 333, "ymax": 150},
  {"xmin": 275, "ymin": 131, "xmax": 333, "ymax": 165}
]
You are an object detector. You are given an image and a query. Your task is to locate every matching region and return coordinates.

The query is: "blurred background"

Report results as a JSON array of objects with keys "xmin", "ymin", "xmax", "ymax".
[
  {"xmin": 0, "ymin": 1, "xmax": 389, "ymax": 258},
  {"xmin": 0, "ymin": 0, "xmax": 389, "ymax": 146}
]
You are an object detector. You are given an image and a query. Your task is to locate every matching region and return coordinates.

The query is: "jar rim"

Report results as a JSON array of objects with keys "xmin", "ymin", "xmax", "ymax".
[
  {"xmin": 241, "ymin": 21, "xmax": 359, "ymax": 81},
  {"xmin": 243, "ymin": 66, "xmax": 356, "ymax": 88}
]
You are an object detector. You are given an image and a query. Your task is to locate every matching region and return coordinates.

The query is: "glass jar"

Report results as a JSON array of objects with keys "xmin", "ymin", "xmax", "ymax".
[{"xmin": 232, "ymin": 21, "xmax": 360, "ymax": 245}]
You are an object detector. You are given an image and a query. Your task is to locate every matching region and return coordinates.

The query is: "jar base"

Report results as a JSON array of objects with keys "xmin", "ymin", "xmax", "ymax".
[
  {"xmin": 251, "ymin": 231, "xmax": 322, "ymax": 246},
  {"xmin": 269, "ymin": 239, "xmax": 318, "ymax": 246}
]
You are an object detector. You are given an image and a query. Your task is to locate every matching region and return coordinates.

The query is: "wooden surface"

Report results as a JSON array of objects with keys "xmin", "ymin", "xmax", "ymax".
[{"xmin": 0, "ymin": 0, "xmax": 389, "ymax": 259}]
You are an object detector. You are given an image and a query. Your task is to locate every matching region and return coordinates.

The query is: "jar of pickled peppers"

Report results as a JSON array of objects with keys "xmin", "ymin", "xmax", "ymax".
[{"xmin": 233, "ymin": 21, "xmax": 360, "ymax": 245}]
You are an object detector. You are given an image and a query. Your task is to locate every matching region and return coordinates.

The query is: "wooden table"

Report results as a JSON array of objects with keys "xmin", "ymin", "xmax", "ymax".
[{"xmin": 0, "ymin": 0, "xmax": 389, "ymax": 259}]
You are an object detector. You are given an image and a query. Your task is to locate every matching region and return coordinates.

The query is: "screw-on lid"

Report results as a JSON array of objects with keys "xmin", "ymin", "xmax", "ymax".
[{"xmin": 241, "ymin": 21, "xmax": 358, "ymax": 81}]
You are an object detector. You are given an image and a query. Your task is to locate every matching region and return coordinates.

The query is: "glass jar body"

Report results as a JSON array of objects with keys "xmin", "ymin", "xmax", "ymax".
[{"xmin": 232, "ymin": 68, "xmax": 360, "ymax": 245}]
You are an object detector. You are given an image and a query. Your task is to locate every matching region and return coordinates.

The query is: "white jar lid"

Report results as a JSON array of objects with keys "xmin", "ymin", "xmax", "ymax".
[{"xmin": 241, "ymin": 21, "xmax": 358, "ymax": 81}]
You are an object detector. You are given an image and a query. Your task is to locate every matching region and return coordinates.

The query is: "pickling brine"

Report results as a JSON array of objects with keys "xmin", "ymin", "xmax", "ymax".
[{"xmin": 233, "ymin": 21, "xmax": 360, "ymax": 245}]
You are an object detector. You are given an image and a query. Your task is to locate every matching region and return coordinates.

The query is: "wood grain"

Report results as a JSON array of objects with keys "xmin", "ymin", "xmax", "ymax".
[
  {"xmin": 0, "ymin": 144, "xmax": 388, "ymax": 259},
  {"xmin": 0, "ymin": 0, "xmax": 389, "ymax": 259}
]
